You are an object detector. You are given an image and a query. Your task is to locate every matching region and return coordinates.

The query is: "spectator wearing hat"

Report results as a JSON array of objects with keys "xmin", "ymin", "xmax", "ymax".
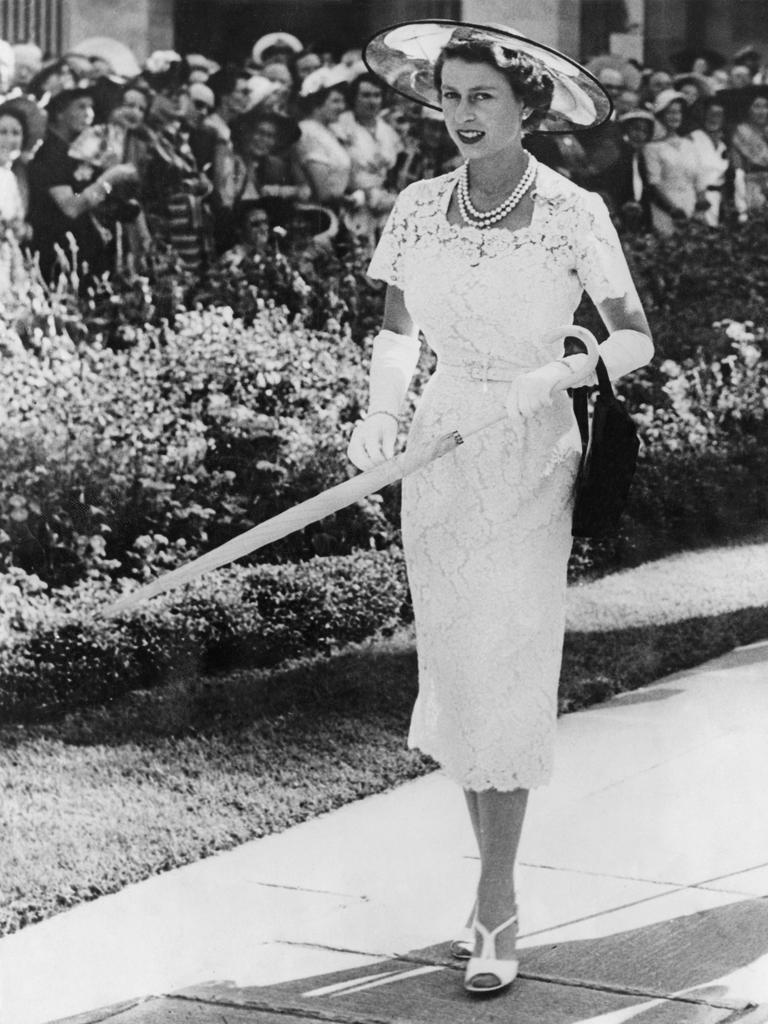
[
  {"xmin": 590, "ymin": 109, "xmax": 654, "ymax": 231},
  {"xmin": 293, "ymin": 65, "xmax": 352, "ymax": 206},
  {"xmin": 250, "ymin": 32, "xmax": 303, "ymax": 71},
  {"xmin": 207, "ymin": 68, "xmax": 253, "ymax": 144},
  {"xmin": 641, "ymin": 69, "xmax": 673, "ymax": 109},
  {"xmin": 295, "ymin": 50, "xmax": 322, "ymax": 83},
  {"xmin": 186, "ymin": 54, "xmax": 220, "ymax": 85},
  {"xmin": 644, "ymin": 88, "xmax": 708, "ymax": 234},
  {"xmin": 674, "ymin": 72, "xmax": 713, "ymax": 132},
  {"xmin": 228, "ymin": 103, "xmax": 308, "ymax": 241},
  {"xmin": 729, "ymin": 64, "xmax": 754, "ymax": 90},
  {"xmin": 0, "ymin": 99, "xmax": 32, "ymax": 293},
  {"xmin": 689, "ymin": 95, "xmax": 732, "ymax": 226},
  {"xmin": 259, "ymin": 60, "xmax": 297, "ymax": 116},
  {"xmin": 28, "ymin": 86, "xmax": 137, "ymax": 279},
  {"xmin": 11, "ymin": 43, "xmax": 43, "ymax": 90},
  {"xmin": 731, "ymin": 86, "xmax": 768, "ymax": 218},
  {"xmin": 332, "ymin": 71, "xmax": 401, "ymax": 249},
  {"xmin": 142, "ymin": 54, "xmax": 214, "ymax": 275},
  {"xmin": 733, "ymin": 46, "xmax": 766, "ymax": 85}
]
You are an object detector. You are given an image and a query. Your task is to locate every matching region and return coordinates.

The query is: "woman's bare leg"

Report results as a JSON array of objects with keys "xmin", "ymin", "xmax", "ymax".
[
  {"xmin": 462, "ymin": 790, "xmax": 482, "ymax": 928},
  {"xmin": 470, "ymin": 787, "xmax": 529, "ymax": 982}
]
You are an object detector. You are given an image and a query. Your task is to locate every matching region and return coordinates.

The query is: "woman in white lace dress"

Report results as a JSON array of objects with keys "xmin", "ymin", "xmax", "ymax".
[{"xmin": 349, "ymin": 22, "xmax": 653, "ymax": 996}]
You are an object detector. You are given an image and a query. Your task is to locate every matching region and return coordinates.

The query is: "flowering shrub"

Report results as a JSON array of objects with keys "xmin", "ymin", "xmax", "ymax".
[
  {"xmin": 0, "ymin": 303, "xmax": 405, "ymax": 586},
  {"xmin": 196, "ymin": 237, "xmax": 385, "ymax": 342}
]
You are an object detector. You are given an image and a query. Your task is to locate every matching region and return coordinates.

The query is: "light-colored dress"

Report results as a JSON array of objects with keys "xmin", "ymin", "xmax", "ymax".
[
  {"xmin": 688, "ymin": 130, "xmax": 730, "ymax": 226},
  {"xmin": 293, "ymin": 119, "xmax": 351, "ymax": 204},
  {"xmin": 367, "ymin": 164, "xmax": 633, "ymax": 791},
  {"xmin": 643, "ymin": 134, "xmax": 704, "ymax": 235}
]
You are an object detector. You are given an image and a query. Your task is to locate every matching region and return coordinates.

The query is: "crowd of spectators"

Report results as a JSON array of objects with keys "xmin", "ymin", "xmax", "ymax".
[{"xmin": 1, "ymin": 30, "xmax": 768, "ymax": 292}]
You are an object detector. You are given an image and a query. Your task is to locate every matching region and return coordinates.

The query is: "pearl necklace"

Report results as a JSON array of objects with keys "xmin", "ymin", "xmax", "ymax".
[{"xmin": 457, "ymin": 156, "xmax": 537, "ymax": 228}]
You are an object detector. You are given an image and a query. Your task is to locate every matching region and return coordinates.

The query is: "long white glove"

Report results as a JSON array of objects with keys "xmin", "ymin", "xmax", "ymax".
[
  {"xmin": 347, "ymin": 329, "xmax": 420, "ymax": 470},
  {"xmin": 598, "ymin": 329, "xmax": 654, "ymax": 382}
]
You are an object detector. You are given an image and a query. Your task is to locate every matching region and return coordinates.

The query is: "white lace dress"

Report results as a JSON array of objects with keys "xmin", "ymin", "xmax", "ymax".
[{"xmin": 367, "ymin": 163, "xmax": 634, "ymax": 791}]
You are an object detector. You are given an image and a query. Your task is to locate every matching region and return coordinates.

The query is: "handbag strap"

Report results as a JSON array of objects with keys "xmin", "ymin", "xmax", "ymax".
[{"xmin": 572, "ymin": 356, "xmax": 613, "ymax": 455}]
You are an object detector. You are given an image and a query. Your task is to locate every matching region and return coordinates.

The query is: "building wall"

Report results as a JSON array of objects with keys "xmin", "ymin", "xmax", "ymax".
[
  {"xmin": 64, "ymin": 0, "xmax": 173, "ymax": 62},
  {"xmin": 460, "ymin": 0, "xmax": 572, "ymax": 50}
]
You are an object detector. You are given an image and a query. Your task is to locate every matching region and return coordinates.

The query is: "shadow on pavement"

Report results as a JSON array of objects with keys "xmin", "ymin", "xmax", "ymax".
[{"xmin": 166, "ymin": 897, "xmax": 768, "ymax": 1024}]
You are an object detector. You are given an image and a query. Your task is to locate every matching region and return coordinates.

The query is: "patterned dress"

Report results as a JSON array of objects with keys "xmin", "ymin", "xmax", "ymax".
[{"xmin": 367, "ymin": 163, "xmax": 633, "ymax": 791}]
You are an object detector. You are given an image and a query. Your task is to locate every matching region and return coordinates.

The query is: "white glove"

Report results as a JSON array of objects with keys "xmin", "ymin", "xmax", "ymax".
[
  {"xmin": 506, "ymin": 353, "xmax": 593, "ymax": 420},
  {"xmin": 347, "ymin": 329, "xmax": 420, "ymax": 471},
  {"xmin": 598, "ymin": 329, "xmax": 654, "ymax": 381},
  {"xmin": 347, "ymin": 410, "xmax": 399, "ymax": 470}
]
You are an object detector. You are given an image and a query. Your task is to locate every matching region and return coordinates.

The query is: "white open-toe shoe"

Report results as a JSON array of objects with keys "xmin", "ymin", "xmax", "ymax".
[{"xmin": 464, "ymin": 913, "xmax": 519, "ymax": 994}]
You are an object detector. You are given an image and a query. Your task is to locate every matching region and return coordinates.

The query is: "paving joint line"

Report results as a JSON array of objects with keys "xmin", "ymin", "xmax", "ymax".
[
  {"xmin": 268, "ymin": 941, "xmax": 753, "ymax": 1012},
  {"xmin": 519, "ymin": 861, "xmax": 768, "ymax": 898},
  {"xmin": 250, "ymin": 880, "xmax": 368, "ymax": 900},
  {"xmin": 168, "ymin": 991, "xmax": 393, "ymax": 1024}
]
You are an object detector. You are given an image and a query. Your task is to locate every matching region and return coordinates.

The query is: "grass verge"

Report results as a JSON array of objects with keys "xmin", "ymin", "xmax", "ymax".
[{"xmin": 2, "ymin": 542, "xmax": 768, "ymax": 938}]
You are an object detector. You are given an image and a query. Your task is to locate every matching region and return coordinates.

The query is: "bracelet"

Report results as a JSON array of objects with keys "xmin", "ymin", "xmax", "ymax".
[{"xmin": 365, "ymin": 410, "xmax": 399, "ymax": 425}]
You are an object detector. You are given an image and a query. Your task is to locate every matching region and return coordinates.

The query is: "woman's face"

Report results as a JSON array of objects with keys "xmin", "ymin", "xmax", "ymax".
[
  {"xmin": 246, "ymin": 118, "xmax": 278, "ymax": 158},
  {"xmin": 317, "ymin": 88, "xmax": 347, "ymax": 124},
  {"xmin": 661, "ymin": 100, "xmax": 684, "ymax": 132},
  {"xmin": 119, "ymin": 88, "xmax": 148, "ymax": 127},
  {"xmin": 748, "ymin": 96, "xmax": 768, "ymax": 127},
  {"xmin": 440, "ymin": 57, "xmax": 526, "ymax": 161},
  {"xmin": 0, "ymin": 113, "xmax": 23, "ymax": 163},
  {"xmin": 679, "ymin": 83, "xmax": 699, "ymax": 106}
]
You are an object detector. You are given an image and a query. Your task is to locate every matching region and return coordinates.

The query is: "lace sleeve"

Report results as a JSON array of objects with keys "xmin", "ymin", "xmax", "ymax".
[
  {"xmin": 367, "ymin": 184, "xmax": 416, "ymax": 288},
  {"xmin": 574, "ymin": 191, "xmax": 635, "ymax": 304}
]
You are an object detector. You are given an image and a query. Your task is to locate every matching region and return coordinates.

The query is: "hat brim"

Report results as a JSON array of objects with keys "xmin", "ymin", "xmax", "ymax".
[{"xmin": 363, "ymin": 20, "xmax": 612, "ymax": 133}]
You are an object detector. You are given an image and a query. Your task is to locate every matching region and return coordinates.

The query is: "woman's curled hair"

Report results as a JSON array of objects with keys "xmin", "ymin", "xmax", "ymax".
[{"xmin": 434, "ymin": 38, "xmax": 554, "ymax": 130}]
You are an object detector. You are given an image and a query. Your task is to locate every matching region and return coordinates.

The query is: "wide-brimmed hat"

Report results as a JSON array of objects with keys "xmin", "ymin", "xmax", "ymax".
[
  {"xmin": 673, "ymin": 72, "xmax": 713, "ymax": 99},
  {"xmin": 652, "ymin": 88, "xmax": 687, "ymax": 116},
  {"xmin": 363, "ymin": 20, "xmax": 611, "ymax": 132},
  {"xmin": 230, "ymin": 104, "xmax": 301, "ymax": 149},
  {"xmin": 251, "ymin": 32, "xmax": 302, "ymax": 67},
  {"xmin": 45, "ymin": 86, "xmax": 95, "ymax": 121},
  {"xmin": 617, "ymin": 108, "xmax": 656, "ymax": 127},
  {"xmin": 299, "ymin": 64, "xmax": 351, "ymax": 99},
  {"xmin": 70, "ymin": 37, "xmax": 142, "ymax": 79}
]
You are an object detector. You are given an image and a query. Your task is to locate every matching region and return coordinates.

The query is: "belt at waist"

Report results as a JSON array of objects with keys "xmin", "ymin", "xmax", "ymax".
[{"xmin": 437, "ymin": 356, "xmax": 535, "ymax": 386}]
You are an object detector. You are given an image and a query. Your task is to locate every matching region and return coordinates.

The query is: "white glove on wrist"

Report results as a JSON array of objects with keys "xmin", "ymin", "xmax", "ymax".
[
  {"xmin": 598, "ymin": 329, "xmax": 654, "ymax": 381},
  {"xmin": 347, "ymin": 329, "xmax": 420, "ymax": 471},
  {"xmin": 506, "ymin": 353, "xmax": 592, "ymax": 420}
]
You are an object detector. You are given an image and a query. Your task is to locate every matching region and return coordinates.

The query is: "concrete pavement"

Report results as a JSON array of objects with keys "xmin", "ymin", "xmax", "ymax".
[{"xmin": 2, "ymin": 639, "xmax": 768, "ymax": 1024}]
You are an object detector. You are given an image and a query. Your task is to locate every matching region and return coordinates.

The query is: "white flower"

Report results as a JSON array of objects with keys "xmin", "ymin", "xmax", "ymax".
[{"xmin": 660, "ymin": 359, "xmax": 681, "ymax": 378}]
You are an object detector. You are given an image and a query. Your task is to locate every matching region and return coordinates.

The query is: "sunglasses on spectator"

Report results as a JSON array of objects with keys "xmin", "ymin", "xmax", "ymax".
[{"xmin": 193, "ymin": 100, "xmax": 212, "ymax": 112}]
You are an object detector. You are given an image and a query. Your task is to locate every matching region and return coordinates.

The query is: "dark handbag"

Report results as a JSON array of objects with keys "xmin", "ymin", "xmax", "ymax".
[{"xmin": 571, "ymin": 357, "xmax": 640, "ymax": 538}]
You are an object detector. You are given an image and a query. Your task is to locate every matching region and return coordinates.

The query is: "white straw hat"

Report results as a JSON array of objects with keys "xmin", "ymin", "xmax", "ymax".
[
  {"xmin": 251, "ymin": 32, "xmax": 302, "ymax": 66},
  {"xmin": 363, "ymin": 19, "xmax": 611, "ymax": 132},
  {"xmin": 299, "ymin": 64, "xmax": 351, "ymax": 99}
]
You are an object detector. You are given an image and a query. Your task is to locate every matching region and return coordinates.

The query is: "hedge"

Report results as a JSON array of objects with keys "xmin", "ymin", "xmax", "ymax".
[{"xmin": 0, "ymin": 549, "xmax": 409, "ymax": 722}]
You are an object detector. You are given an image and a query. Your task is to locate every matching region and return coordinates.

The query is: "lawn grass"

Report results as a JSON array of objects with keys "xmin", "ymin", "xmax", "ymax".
[{"xmin": 2, "ymin": 540, "xmax": 768, "ymax": 938}]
